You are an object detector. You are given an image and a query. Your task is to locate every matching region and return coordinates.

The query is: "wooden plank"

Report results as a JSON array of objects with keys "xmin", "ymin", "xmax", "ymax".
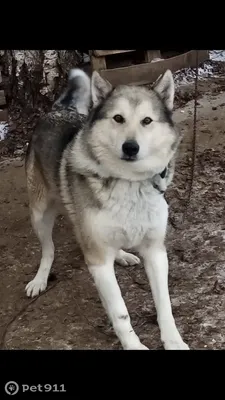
[
  {"xmin": 99, "ymin": 50, "xmax": 209, "ymax": 86},
  {"xmin": 0, "ymin": 90, "xmax": 6, "ymax": 106},
  {"xmin": 93, "ymin": 50, "xmax": 135, "ymax": 57}
]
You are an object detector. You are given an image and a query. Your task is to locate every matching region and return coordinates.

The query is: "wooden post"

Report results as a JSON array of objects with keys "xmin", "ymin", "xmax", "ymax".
[
  {"xmin": 90, "ymin": 52, "xmax": 106, "ymax": 71},
  {"xmin": 144, "ymin": 50, "xmax": 162, "ymax": 62},
  {"xmin": 0, "ymin": 90, "xmax": 6, "ymax": 107}
]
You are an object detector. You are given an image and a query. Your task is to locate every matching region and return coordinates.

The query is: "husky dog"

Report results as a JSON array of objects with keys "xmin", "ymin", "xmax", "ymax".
[{"xmin": 25, "ymin": 67, "xmax": 189, "ymax": 350}]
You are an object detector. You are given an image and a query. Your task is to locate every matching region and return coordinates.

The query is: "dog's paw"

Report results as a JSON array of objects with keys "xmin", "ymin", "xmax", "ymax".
[
  {"xmin": 162, "ymin": 336, "xmax": 189, "ymax": 350},
  {"xmin": 25, "ymin": 278, "xmax": 47, "ymax": 297},
  {"xmin": 116, "ymin": 250, "xmax": 140, "ymax": 267},
  {"xmin": 124, "ymin": 343, "xmax": 149, "ymax": 350},
  {"xmin": 161, "ymin": 324, "xmax": 190, "ymax": 350}
]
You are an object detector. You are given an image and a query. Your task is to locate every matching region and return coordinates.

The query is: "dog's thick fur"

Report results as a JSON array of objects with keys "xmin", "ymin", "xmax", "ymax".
[{"xmin": 25, "ymin": 68, "xmax": 189, "ymax": 350}]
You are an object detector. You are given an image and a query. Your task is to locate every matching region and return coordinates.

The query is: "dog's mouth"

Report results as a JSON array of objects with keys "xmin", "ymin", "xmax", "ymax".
[{"xmin": 121, "ymin": 155, "xmax": 137, "ymax": 162}]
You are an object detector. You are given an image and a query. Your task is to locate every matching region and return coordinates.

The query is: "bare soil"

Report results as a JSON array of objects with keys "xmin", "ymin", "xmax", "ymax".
[{"xmin": 1, "ymin": 76, "xmax": 225, "ymax": 350}]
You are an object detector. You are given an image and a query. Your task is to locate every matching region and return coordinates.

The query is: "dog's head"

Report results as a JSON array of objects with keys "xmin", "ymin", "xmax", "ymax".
[{"xmin": 85, "ymin": 70, "xmax": 180, "ymax": 180}]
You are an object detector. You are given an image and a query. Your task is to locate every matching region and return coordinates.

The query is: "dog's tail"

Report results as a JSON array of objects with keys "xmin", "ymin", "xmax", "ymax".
[{"xmin": 52, "ymin": 68, "xmax": 91, "ymax": 115}]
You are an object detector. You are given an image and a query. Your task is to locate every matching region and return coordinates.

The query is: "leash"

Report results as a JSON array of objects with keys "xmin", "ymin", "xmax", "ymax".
[{"xmin": 170, "ymin": 50, "xmax": 199, "ymax": 229}]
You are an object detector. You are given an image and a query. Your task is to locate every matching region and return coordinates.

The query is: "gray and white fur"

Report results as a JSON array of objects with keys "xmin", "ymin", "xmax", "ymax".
[
  {"xmin": 52, "ymin": 68, "xmax": 91, "ymax": 115},
  {"xmin": 25, "ymin": 67, "xmax": 188, "ymax": 350}
]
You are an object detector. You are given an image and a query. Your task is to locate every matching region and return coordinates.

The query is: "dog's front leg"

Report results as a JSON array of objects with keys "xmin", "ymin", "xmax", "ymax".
[
  {"xmin": 140, "ymin": 240, "xmax": 189, "ymax": 350},
  {"xmin": 88, "ymin": 253, "xmax": 148, "ymax": 350}
]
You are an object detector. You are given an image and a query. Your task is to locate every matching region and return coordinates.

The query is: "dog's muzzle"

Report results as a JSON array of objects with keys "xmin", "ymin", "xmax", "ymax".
[{"xmin": 122, "ymin": 140, "xmax": 139, "ymax": 161}]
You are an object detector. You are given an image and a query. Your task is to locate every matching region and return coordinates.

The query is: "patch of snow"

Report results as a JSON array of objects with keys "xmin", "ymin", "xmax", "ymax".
[
  {"xmin": 151, "ymin": 57, "xmax": 164, "ymax": 63},
  {"xmin": 174, "ymin": 62, "xmax": 215, "ymax": 88},
  {"xmin": 83, "ymin": 53, "xmax": 90, "ymax": 63},
  {"xmin": 0, "ymin": 122, "xmax": 8, "ymax": 141},
  {"xmin": 209, "ymin": 50, "xmax": 225, "ymax": 62},
  {"xmin": 173, "ymin": 50, "xmax": 225, "ymax": 89}
]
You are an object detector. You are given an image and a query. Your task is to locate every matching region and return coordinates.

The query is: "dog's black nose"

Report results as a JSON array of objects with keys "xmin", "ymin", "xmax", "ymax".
[{"xmin": 122, "ymin": 140, "xmax": 139, "ymax": 157}]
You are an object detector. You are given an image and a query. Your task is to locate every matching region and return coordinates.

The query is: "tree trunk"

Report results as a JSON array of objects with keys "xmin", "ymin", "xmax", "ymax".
[
  {"xmin": 0, "ymin": 50, "xmax": 83, "ymax": 115},
  {"xmin": 0, "ymin": 50, "xmax": 85, "ymax": 156}
]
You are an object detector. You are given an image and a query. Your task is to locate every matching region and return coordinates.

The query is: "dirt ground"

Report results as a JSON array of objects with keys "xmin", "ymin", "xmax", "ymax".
[{"xmin": 1, "ymin": 76, "xmax": 225, "ymax": 350}]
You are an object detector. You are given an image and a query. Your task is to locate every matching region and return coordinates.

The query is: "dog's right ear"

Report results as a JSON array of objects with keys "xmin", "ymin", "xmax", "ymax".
[
  {"xmin": 91, "ymin": 71, "xmax": 113, "ymax": 107},
  {"xmin": 153, "ymin": 69, "xmax": 175, "ymax": 111}
]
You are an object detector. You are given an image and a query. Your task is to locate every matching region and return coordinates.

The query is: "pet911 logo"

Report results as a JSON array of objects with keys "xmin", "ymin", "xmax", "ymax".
[{"xmin": 4, "ymin": 381, "xmax": 66, "ymax": 395}]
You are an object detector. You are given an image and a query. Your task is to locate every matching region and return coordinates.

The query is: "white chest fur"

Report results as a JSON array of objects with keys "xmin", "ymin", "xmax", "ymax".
[{"xmin": 91, "ymin": 178, "xmax": 169, "ymax": 250}]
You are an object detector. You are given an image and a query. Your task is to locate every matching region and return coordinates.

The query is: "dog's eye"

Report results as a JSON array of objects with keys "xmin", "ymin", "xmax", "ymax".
[
  {"xmin": 142, "ymin": 117, "xmax": 152, "ymax": 125},
  {"xmin": 113, "ymin": 114, "xmax": 125, "ymax": 123}
]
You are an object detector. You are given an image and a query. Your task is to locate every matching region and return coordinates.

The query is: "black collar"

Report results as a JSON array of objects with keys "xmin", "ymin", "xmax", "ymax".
[
  {"xmin": 152, "ymin": 167, "xmax": 167, "ymax": 194},
  {"xmin": 159, "ymin": 167, "xmax": 167, "ymax": 179},
  {"xmin": 77, "ymin": 167, "xmax": 168, "ymax": 194}
]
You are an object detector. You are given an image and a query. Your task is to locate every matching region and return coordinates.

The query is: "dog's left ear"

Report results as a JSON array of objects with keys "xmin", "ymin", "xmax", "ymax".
[
  {"xmin": 153, "ymin": 69, "xmax": 175, "ymax": 111},
  {"xmin": 91, "ymin": 71, "xmax": 113, "ymax": 107}
]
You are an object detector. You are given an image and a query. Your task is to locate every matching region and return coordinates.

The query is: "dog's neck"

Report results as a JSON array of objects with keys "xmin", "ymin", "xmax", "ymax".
[
  {"xmin": 69, "ymin": 133, "xmax": 168, "ymax": 193},
  {"xmin": 74, "ymin": 166, "xmax": 168, "ymax": 195}
]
